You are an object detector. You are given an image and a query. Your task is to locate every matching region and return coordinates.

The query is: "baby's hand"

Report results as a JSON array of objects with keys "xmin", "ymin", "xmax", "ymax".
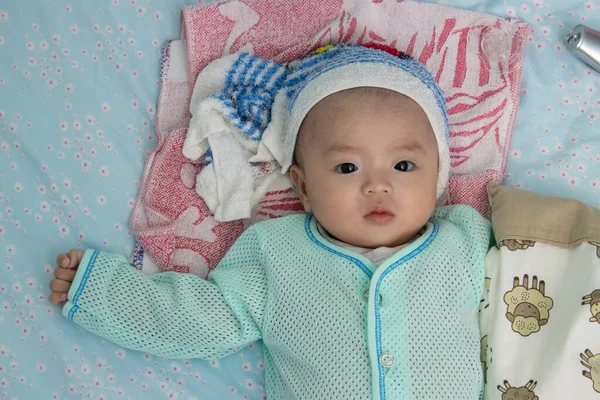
[{"xmin": 49, "ymin": 249, "xmax": 84, "ymax": 306}]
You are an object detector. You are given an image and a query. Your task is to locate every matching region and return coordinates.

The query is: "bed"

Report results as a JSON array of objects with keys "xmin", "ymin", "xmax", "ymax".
[{"xmin": 0, "ymin": 0, "xmax": 598, "ymax": 398}]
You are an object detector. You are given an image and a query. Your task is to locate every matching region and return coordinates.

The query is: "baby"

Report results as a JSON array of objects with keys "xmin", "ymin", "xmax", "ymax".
[{"xmin": 49, "ymin": 44, "xmax": 491, "ymax": 399}]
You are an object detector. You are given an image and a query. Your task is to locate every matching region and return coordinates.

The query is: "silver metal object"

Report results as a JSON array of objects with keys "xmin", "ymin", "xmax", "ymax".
[{"xmin": 564, "ymin": 25, "xmax": 600, "ymax": 72}]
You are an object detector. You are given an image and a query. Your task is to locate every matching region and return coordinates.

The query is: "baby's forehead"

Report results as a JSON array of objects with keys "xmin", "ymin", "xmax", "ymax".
[
  {"xmin": 301, "ymin": 88, "xmax": 428, "ymax": 133},
  {"xmin": 317, "ymin": 86, "xmax": 410, "ymax": 105},
  {"xmin": 308, "ymin": 87, "xmax": 425, "ymax": 121},
  {"xmin": 295, "ymin": 88, "xmax": 432, "ymax": 149}
]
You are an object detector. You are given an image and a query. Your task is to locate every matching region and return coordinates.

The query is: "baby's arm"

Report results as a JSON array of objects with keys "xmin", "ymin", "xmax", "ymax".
[{"xmin": 49, "ymin": 228, "xmax": 267, "ymax": 360}]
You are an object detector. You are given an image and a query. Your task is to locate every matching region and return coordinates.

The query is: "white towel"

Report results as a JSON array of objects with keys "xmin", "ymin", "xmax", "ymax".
[{"xmin": 183, "ymin": 52, "xmax": 289, "ymax": 222}]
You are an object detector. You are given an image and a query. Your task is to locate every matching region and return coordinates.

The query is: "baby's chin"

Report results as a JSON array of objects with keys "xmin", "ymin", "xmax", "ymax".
[{"xmin": 343, "ymin": 231, "xmax": 417, "ymax": 249}]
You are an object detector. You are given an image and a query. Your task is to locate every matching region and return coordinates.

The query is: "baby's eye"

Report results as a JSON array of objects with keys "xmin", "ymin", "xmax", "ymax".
[
  {"xmin": 335, "ymin": 163, "xmax": 358, "ymax": 174},
  {"xmin": 394, "ymin": 161, "xmax": 415, "ymax": 172}
]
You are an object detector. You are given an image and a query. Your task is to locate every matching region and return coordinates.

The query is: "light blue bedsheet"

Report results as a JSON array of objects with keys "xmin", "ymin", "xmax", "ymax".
[{"xmin": 0, "ymin": 0, "xmax": 598, "ymax": 398}]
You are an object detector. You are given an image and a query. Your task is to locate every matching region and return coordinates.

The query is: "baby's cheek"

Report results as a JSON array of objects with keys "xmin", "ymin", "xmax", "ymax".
[
  {"xmin": 312, "ymin": 186, "xmax": 355, "ymax": 226},
  {"xmin": 404, "ymin": 187, "xmax": 435, "ymax": 214},
  {"xmin": 311, "ymin": 181, "xmax": 350, "ymax": 205},
  {"xmin": 316, "ymin": 194, "xmax": 349, "ymax": 221}
]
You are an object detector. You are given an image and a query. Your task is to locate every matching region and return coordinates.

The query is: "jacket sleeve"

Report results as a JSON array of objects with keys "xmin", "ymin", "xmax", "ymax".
[{"xmin": 62, "ymin": 227, "xmax": 268, "ymax": 360}]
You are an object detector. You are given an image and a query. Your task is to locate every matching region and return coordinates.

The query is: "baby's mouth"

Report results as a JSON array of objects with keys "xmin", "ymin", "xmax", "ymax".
[{"xmin": 364, "ymin": 207, "xmax": 395, "ymax": 224}]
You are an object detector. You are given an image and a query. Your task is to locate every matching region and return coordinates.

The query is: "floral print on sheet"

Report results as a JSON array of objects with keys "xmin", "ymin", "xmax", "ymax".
[
  {"xmin": 0, "ymin": 1, "xmax": 264, "ymax": 399},
  {"xmin": 0, "ymin": 0, "xmax": 598, "ymax": 399}
]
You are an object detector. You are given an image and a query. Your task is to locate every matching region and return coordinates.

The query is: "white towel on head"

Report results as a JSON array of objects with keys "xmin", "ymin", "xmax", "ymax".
[{"xmin": 183, "ymin": 52, "xmax": 290, "ymax": 222}]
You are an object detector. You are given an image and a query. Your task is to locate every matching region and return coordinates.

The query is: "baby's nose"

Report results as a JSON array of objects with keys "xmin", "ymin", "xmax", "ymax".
[{"xmin": 363, "ymin": 178, "xmax": 392, "ymax": 195}]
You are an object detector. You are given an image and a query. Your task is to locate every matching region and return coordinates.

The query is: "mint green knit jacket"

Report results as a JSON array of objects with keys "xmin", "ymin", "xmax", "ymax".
[{"xmin": 63, "ymin": 205, "xmax": 491, "ymax": 400}]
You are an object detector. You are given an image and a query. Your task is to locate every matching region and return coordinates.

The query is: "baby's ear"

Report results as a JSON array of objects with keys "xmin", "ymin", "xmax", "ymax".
[{"xmin": 289, "ymin": 165, "xmax": 312, "ymax": 213}]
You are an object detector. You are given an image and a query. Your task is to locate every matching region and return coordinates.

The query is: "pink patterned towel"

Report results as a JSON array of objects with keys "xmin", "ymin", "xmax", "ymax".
[{"xmin": 130, "ymin": 0, "xmax": 529, "ymax": 277}]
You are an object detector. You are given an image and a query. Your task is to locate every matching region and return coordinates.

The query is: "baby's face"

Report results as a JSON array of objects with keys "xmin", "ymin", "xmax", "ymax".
[{"xmin": 290, "ymin": 88, "xmax": 439, "ymax": 248}]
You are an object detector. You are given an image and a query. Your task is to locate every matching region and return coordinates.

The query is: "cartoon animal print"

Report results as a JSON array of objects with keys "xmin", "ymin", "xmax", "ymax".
[
  {"xmin": 480, "ymin": 335, "xmax": 489, "ymax": 384},
  {"xmin": 497, "ymin": 380, "xmax": 539, "ymax": 400},
  {"xmin": 590, "ymin": 241, "xmax": 600, "ymax": 259},
  {"xmin": 582, "ymin": 290, "xmax": 600, "ymax": 324},
  {"xmin": 480, "ymin": 277, "xmax": 492, "ymax": 313},
  {"xmin": 503, "ymin": 275, "xmax": 554, "ymax": 336},
  {"xmin": 580, "ymin": 349, "xmax": 600, "ymax": 393},
  {"xmin": 497, "ymin": 239, "xmax": 536, "ymax": 251}
]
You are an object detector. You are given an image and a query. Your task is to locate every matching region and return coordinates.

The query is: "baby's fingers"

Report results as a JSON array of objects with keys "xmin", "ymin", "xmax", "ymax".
[
  {"xmin": 49, "ymin": 279, "xmax": 72, "ymax": 293},
  {"xmin": 49, "ymin": 292, "xmax": 68, "ymax": 305},
  {"xmin": 56, "ymin": 248, "xmax": 84, "ymax": 269},
  {"xmin": 54, "ymin": 266, "xmax": 77, "ymax": 282}
]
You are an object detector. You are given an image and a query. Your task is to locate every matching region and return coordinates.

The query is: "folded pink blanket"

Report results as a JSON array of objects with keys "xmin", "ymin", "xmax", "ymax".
[{"xmin": 130, "ymin": 0, "xmax": 529, "ymax": 276}]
